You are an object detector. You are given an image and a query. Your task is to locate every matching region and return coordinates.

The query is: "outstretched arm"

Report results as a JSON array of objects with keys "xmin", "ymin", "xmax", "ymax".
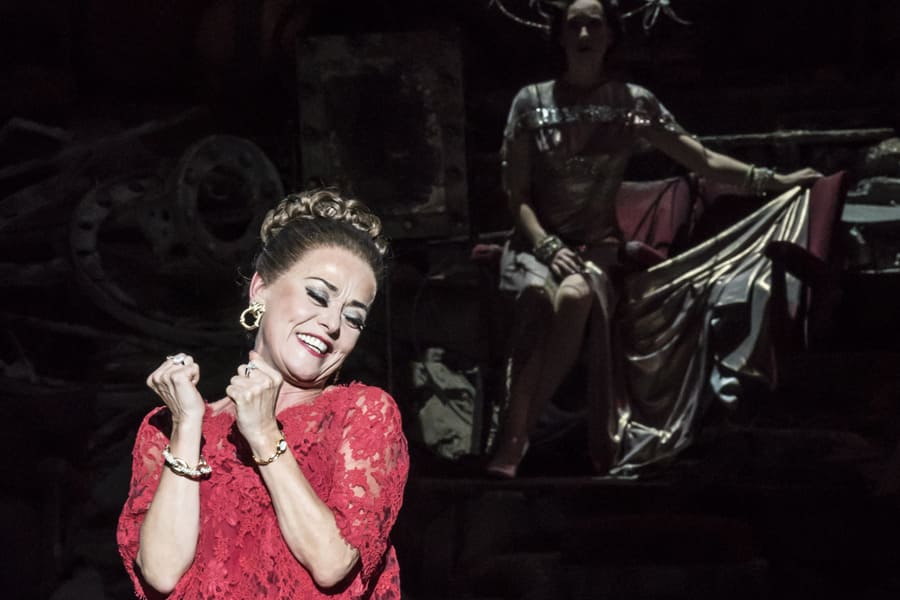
[{"xmin": 642, "ymin": 127, "xmax": 822, "ymax": 193}]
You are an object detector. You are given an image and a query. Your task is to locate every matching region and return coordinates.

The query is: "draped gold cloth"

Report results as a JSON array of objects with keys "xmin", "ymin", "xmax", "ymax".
[{"xmin": 597, "ymin": 188, "xmax": 810, "ymax": 474}]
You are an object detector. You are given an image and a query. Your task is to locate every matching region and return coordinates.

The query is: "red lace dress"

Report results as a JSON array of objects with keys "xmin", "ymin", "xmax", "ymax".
[{"xmin": 117, "ymin": 382, "xmax": 409, "ymax": 599}]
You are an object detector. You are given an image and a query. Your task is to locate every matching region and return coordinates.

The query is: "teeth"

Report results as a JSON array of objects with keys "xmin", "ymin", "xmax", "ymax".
[{"xmin": 298, "ymin": 333, "xmax": 327, "ymax": 354}]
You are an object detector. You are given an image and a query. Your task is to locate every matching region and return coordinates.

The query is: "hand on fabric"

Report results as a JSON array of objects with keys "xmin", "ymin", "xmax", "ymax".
[
  {"xmin": 146, "ymin": 354, "xmax": 205, "ymax": 426},
  {"xmin": 771, "ymin": 168, "xmax": 823, "ymax": 191},
  {"xmin": 227, "ymin": 350, "xmax": 284, "ymax": 449},
  {"xmin": 550, "ymin": 246, "xmax": 584, "ymax": 280}
]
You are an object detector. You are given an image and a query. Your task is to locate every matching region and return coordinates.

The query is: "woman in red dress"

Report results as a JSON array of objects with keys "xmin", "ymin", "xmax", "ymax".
[{"xmin": 118, "ymin": 190, "xmax": 408, "ymax": 599}]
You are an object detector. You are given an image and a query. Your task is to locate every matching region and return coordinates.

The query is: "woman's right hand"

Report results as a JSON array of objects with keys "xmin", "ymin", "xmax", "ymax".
[
  {"xmin": 146, "ymin": 354, "xmax": 205, "ymax": 426},
  {"xmin": 772, "ymin": 168, "xmax": 823, "ymax": 191},
  {"xmin": 549, "ymin": 246, "xmax": 584, "ymax": 280}
]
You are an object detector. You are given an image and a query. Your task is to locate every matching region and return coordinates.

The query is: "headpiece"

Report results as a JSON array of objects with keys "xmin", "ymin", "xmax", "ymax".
[
  {"xmin": 489, "ymin": 0, "xmax": 690, "ymax": 33},
  {"xmin": 620, "ymin": 0, "xmax": 691, "ymax": 32}
]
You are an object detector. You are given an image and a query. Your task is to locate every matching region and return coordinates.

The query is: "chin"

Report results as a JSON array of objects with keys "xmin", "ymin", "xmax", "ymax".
[
  {"xmin": 287, "ymin": 361, "xmax": 339, "ymax": 386},
  {"xmin": 285, "ymin": 373, "xmax": 327, "ymax": 388}
]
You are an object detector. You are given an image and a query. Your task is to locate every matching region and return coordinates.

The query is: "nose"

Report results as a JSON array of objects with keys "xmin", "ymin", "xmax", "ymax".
[
  {"xmin": 318, "ymin": 306, "xmax": 341, "ymax": 338},
  {"xmin": 579, "ymin": 25, "xmax": 589, "ymax": 39}
]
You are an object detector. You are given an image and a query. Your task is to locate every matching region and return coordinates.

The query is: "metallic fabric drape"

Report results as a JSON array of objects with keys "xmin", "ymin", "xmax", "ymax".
[{"xmin": 594, "ymin": 188, "xmax": 810, "ymax": 474}]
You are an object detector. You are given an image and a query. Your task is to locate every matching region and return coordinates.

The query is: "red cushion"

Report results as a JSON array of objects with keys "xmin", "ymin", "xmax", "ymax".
[
  {"xmin": 806, "ymin": 172, "xmax": 847, "ymax": 261},
  {"xmin": 470, "ymin": 242, "xmax": 504, "ymax": 265},
  {"xmin": 616, "ymin": 176, "xmax": 696, "ymax": 260}
]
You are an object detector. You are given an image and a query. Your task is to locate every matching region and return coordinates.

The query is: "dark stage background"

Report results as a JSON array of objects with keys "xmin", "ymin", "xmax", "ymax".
[{"xmin": 2, "ymin": 1, "xmax": 900, "ymax": 599}]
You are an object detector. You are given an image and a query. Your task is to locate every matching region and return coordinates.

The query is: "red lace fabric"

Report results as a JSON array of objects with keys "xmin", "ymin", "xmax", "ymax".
[{"xmin": 117, "ymin": 382, "xmax": 409, "ymax": 599}]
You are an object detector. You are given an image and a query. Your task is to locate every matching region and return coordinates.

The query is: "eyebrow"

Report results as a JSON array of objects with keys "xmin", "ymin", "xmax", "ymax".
[{"xmin": 306, "ymin": 277, "xmax": 371, "ymax": 311}]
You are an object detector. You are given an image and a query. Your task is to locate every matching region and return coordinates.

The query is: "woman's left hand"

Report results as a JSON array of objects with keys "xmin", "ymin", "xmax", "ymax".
[
  {"xmin": 226, "ymin": 350, "xmax": 284, "ymax": 446},
  {"xmin": 772, "ymin": 168, "xmax": 823, "ymax": 191}
]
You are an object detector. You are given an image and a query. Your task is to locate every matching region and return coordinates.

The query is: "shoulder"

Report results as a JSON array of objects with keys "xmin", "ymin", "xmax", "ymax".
[
  {"xmin": 618, "ymin": 82, "xmax": 678, "ymax": 122},
  {"xmin": 511, "ymin": 80, "xmax": 554, "ymax": 107},
  {"xmin": 136, "ymin": 403, "xmax": 223, "ymax": 441},
  {"xmin": 141, "ymin": 405, "xmax": 170, "ymax": 434},
  {"xmin": 343, "ymin": 382, "xmax": 398, "ymax": 411},
  {"xmin": 129, "ymin": 406, "xmax": 173, "ymax": 454},
  {"xmin": 334, "ymin": 383, "xmax": 402, "ymax": 427},
  {"xmin": 620, "ymin": 82, "xmax": 660, "ymax": 103},
  {"xmin": 532, "ymin": 79, "xmax": 555, "ymax": 95}
]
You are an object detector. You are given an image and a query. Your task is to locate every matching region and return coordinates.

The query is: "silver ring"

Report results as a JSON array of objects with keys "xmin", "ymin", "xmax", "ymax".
[
  {"xmin": 167, "ymin": 353, "xmax": 187, "ymax": 366},
  {"xmin": 244, "ymin": 361, "xmax": 257, "ymax": 377}
]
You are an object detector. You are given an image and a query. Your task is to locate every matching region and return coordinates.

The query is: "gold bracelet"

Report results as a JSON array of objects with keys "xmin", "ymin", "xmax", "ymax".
[
  {"xmin": 162, "ymin": 445, "xmax": 212, "ymax": 480},
  {"xmin": 252, "ymin": 431, "xmax": 288, "ymax": 466}
]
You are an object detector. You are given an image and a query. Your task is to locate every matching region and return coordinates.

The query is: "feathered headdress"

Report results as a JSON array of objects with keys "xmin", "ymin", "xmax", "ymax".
[{"xmin": 489, "ymin": 0, "xmax": 690, "ymax": 33}]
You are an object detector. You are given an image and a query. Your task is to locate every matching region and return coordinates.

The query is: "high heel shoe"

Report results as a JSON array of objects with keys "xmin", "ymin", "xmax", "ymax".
[{"xmin": 485, "ymin": 436, "xmax": 530, "ymax": 479}]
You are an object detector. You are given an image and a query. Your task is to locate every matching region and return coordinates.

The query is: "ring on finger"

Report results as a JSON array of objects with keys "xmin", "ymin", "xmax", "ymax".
[
  {"xmin": 244, "ymin": 361, "xmax": 257, "ymax": 377},
  {"xmin": 167, "ymin": 352, "xmax": 188, "ymax": 366}
]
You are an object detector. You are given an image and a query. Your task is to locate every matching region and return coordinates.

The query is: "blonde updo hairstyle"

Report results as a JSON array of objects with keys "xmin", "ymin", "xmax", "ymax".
[{"xmin": 254, "ymin": 189, "xmax": 388, "ymax": 286}]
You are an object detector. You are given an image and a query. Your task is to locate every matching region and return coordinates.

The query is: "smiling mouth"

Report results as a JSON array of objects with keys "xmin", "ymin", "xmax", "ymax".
[{"xmin": 297, "ymin": 333, "xmax": 330, "ymax": 356}]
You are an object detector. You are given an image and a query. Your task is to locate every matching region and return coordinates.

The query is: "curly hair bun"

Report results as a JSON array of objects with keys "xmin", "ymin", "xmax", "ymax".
[{"xmin": 260, "ymin": 189, "xmax": 387, "ymax": 255}]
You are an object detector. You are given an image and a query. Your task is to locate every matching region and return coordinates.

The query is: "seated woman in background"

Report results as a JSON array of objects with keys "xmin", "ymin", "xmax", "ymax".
[
  {"xmin": 118, "ymin": 190, "xmax": 408, "ymax": 598},
  {"xmin": 486, "ymin": 0, "xmax": 822, "ymax": 478}
]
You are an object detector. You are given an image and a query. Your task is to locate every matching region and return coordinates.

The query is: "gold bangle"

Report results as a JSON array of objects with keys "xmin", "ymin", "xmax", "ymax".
[
  {"xmin": 252, "ymin": 431, "xmax": 288, "ymax": 466},
  {"xmin": 162, "ymin": 445, "xmax": 212, "ymax": 480}
]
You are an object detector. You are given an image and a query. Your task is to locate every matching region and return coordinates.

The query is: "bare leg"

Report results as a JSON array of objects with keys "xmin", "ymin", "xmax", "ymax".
[
  {"xmin": 485, "ymin": 288, "xmax": 551, "ymax": 477},
  {"xmin": 583, "ymin": 270, "xmax": 619, "ymax": 473},
  {"xmin": 487, "ymin": 271, "xmax": 604, "ymax": 477},
  {"xmin": 524, "ymin": 273, "xmax": 597, "ymax": 430}
]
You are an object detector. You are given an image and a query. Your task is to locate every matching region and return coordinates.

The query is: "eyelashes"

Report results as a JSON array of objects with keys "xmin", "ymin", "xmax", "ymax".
[
  {"xmin": 345, "ymin": 315, "xmax": 366, "ymax": 330},
  {"xmin": 307, "ymin": 288, "xmax": 328, "ymax": 306},
  {"xmin": 305, "ymin": 287, "xmax": 366, "ymax": 330}
]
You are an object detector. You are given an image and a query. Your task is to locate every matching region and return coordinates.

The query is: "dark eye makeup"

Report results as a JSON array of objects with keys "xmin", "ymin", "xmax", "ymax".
[
  {"xmin": 344, "ymin": 314, "xmax": 366, "ymax": 330},
  {"xmin": 306, "ymin": 287, "xmax": 328, "ymax": 306},
  {"xmin": 307, "ymin": 285, "xmax": 367, "ymax": 330}
]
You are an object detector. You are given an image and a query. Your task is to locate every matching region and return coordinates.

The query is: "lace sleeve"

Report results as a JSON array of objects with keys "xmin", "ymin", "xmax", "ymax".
[
  {"xmin": 116, "ymin": 407, "xmax": 170, "ymax": 600},
  {"xmin": 328, "ymin": 384, "xmax": 409, "ymax": 585}
]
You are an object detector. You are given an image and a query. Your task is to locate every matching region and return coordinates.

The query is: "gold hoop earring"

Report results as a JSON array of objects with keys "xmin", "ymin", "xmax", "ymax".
[{"xmin": 240, "ymin": 301, "xmax": 265, "ymax": 331}]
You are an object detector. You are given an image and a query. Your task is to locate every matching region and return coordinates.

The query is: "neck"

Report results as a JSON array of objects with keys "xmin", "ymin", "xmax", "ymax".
[
  {"xmin": 276, "ymin": 381, "xmax": 326, "ymax": 412},
  {"xmin": 562, "ymin": 62, "xmax": 606, "ymax": 88}
]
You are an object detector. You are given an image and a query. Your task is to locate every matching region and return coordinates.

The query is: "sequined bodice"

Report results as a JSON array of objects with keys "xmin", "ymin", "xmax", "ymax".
[{"xmin": 502, "ymin": 80, "xmax": 682, "ymax": 245}]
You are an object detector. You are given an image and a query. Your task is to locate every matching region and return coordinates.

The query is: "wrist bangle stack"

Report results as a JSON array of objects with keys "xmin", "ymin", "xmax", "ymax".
[
  {"xmin": 744, "ymin": 165, "xmax": 775, "ymax": 196},
  {"xmin": 533, "ymin": 235, "xmax": 564, "ymax": 265},
  {"xmin": 252, "ymin": 431, "xmax": 288, "ymax": 466},
  {"xmin": 162, "ymin": 445, "xmax": 212, "ymax": 480}
]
